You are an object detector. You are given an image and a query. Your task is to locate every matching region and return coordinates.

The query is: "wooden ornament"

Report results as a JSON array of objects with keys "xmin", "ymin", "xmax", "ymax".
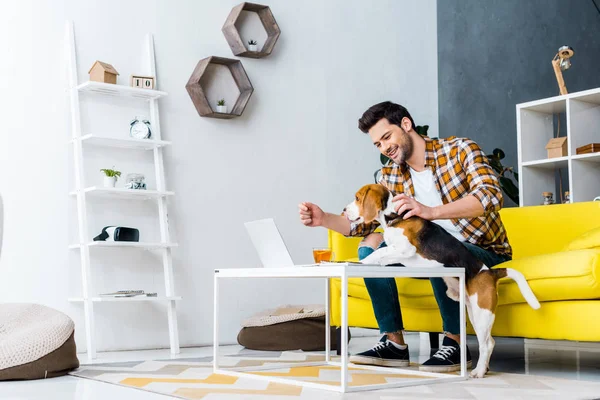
[{"xmin": 88, "ymin": 61, "xmax": 119, "ymax": 84}]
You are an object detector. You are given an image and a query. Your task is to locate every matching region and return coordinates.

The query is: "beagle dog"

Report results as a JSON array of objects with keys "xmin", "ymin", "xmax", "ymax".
[{"xmin": 344, "ymin": 184, "xmax": 540, "ymax": 378}]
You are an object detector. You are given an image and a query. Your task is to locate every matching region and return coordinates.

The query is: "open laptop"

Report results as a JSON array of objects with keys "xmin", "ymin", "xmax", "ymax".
[
  {"xmin": 244, "ymin": 218, "xmax": 296, "ymax": 268},
  {"xmin": 245, "ymin": 218, "xmax": 360, "ymax": 268}
]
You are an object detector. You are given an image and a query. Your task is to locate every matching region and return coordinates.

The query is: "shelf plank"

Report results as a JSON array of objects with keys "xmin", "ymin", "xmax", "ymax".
[
  {"xmin": 522, "ymin": 156, "xmax": 568, "ymax": 169},
  {"xmin": 77, "ymin": 81, "xmax": 167, "ymax": 100},
  {"xmin": 69, "ymin": 296, "xmax": 182, "ymax": 303},
  {"xmin": 517, "ymin": 97, "xmax": 566, "ymax": 114},
  {"xmin": 70, "ymin": 187, "xmax": 174, "ymax": 200},
  {"xmin": 69, "ymin": 242, "xmax": 178, "ymax": 250},
  {"xmin": 572, "ymin": 152, "xmax": 600, "ymax": 162},
  {"xmin": 76, "ymin": 134, "xmax": 171, "ymax": 150},
  {"xmin": 568, "ymin": 87, "xmax": 600, "ymax": 105},
  {"xmin": 517, "ymin": 87, "xmax": 600, "ymax": 113}
]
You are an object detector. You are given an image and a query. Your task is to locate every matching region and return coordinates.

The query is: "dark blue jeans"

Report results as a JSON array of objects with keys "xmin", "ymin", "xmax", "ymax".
[{"xmin": 358, "ymin": 241, "xmax": 511, "ymax": 334}]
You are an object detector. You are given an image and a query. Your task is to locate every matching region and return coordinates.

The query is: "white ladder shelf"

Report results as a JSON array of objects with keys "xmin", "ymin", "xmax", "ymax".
[{"xmin": 65, "ymin": 21, "xmax": 180, "ymax": 361}]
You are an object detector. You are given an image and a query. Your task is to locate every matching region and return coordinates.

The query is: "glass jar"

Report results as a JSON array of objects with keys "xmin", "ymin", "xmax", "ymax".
[
  {"xmin": 125, "ymin": 173, "xmax": 146, "ymax": 190},
  {"xmin": 542, "ymin": 192, "xmax": 554, "ymax": 205}
]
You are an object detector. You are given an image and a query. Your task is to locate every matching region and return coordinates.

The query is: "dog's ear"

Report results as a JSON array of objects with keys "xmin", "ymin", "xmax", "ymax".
[
  {"xmin": 379, "ymin": 187, "xmax": 390, "ymax": 212},
  {"xmin": 361, "ymin": 188, "xmax": 382, "ymax": 223}
]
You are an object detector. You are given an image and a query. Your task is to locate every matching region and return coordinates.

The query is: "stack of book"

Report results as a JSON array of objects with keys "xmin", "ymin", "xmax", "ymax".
[{"xmin": 99, "ymin": 290, "xmax": 157, "ymax": 298}]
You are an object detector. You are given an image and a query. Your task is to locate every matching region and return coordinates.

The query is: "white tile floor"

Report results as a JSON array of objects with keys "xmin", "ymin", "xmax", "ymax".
[{"xmin": 2, "ymin": 331, "xmax": 599, "ymax": 400}]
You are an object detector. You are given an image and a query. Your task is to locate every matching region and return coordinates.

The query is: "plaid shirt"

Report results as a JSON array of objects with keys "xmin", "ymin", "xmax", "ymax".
[{"xmin": 349, "ymin": 136, "xmax": 512, "ymax": 257}]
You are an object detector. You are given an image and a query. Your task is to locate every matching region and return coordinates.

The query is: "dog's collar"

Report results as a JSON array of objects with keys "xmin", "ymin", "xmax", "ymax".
[
  {"xmin": 383, "ymin": 210, "xmax": 413, "ymax": 225},
  {"xmin": 384, "ymin": 212, "xmax": 402, "ymax": 225}
]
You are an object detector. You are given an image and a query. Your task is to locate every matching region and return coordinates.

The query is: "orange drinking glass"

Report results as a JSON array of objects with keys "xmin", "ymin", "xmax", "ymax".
[{"xmin": 313, "ymin": 247, "xmax": 335, "ymax": 263}]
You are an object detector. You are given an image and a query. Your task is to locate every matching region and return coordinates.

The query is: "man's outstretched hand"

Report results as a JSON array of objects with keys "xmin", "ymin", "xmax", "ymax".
[{"xmin": 298, "ymin": 202, "xmax": 325, "ymax": 227}]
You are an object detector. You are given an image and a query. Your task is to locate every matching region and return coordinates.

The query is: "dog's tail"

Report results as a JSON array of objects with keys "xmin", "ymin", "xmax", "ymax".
[{"xmin": 491, "ymin": 268, "xmax": 541, "ymax": 310}]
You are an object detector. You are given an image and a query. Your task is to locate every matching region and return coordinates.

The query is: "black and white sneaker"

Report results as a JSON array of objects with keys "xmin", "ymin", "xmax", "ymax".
[
  {"xmin": 349, "ymin": 336, "xmax": 409, "ymax": 367},
  {"xmin": 419, "ymin": 336, "xmax": 472, "ymax": 372}
]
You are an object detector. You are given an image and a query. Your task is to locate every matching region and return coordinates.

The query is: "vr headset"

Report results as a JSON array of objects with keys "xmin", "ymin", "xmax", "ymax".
[{"xmin": 93, "ymin": 226, "xmax": 140, "ymax": 242}]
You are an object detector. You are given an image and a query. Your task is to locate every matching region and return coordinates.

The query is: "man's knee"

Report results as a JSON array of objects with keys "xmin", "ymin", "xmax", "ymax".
[{"xmin": 359, "ymin": 232, "xmax": 384, "ymax": 249}]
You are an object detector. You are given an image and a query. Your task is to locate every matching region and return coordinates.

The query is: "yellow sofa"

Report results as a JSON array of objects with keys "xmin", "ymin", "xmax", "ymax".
[{"xmin": 329, "ymin": 201, "xmax": 600, "ymax": 341}]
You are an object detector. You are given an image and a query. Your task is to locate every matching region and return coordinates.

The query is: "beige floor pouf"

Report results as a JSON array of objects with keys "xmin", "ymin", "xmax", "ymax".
[{"xmin": 0, "ymin": 303, "xmax": 79, "ymax": 380}]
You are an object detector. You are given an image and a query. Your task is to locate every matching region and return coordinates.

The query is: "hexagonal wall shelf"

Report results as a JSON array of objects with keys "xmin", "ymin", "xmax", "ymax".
[
  {"xmin": 185, "ymin": 56, "xmax": 254, "ymax": 119},
  {"xmin": 222, "ymin": 2, "xmax": 281, "ymax": 59}
]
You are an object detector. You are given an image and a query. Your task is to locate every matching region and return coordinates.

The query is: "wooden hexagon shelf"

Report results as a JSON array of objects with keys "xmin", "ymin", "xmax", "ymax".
[
  {"xmin": 222, "ymin": 2, "xmax": 281, "ymax": 59},
  {"xmin": 185, "ymin": 56, "xmax": 254, "ymax": 119}
]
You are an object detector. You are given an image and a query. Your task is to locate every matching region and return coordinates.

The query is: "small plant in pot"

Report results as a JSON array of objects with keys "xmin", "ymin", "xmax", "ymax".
[
  {"xmin": 100, "ymin": 167, "xmax": 121, "ymax": 188},
  {"xmin": 216, "ymin": 99, "xmax": 227, "ymax": 113},
  {"xmin": 248, "ymin": 39, "xmax": 258, "ymax": 51}
]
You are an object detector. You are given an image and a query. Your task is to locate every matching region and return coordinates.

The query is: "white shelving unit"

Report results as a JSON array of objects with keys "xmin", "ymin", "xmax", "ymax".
[
  {"xmin": 68, "ymin": 296, "xmax": 182, "ymax": 303},
  {"xmin": 76, "ymin": 134, "xmax": 172, "ymax": 150},
  {"xmin": 517, "ymin": 87, "xmax": 600, "ymax": 207},
  {"xmin": 65, "ymin": 21, "xmax": 180, "ymax": 361}
]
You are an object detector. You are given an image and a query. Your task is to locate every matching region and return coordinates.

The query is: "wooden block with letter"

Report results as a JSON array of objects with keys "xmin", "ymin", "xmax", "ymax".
[{"xmin": 130, "ymin": 75, "xmax": 154, "ymax": 89}]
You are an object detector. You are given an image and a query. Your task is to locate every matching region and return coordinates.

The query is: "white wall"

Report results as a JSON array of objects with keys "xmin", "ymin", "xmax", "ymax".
[{"xmin": 0, "ymin": 0, "xmax": 438, "ymax": 352}]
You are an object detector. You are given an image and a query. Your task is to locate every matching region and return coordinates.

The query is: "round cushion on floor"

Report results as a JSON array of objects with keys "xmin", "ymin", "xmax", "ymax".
[{"xmin": 0, "ymin": 303, "xmax": 79, "ymax": 380}]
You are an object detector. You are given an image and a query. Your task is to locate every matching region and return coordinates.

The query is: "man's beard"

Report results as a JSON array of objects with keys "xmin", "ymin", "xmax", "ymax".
[{"xmin": 391, "ymin": 135, "xmax": 413, "ymax": 165}]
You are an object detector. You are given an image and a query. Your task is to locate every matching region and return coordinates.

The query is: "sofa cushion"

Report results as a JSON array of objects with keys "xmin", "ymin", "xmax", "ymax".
[
  {"xmin": 497, "ymin": 248, "xmax": 600, "ymax": 305},
  {"xmin": 336, "ymin": 248, "xmax": 600, "ymax": 309},
  {"xmin": 563, "ymin": 226, "xmax": 600, "ymax": 251}
]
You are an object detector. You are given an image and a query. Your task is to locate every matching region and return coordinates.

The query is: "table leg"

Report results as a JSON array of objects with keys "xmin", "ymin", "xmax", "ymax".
[
  {"xmin": 341, "ymin": 273, "xmax": 348, "ymax": 391},
  {"xmin": 459, "ymin": 273, "xmax": 466, "ymax": 378},
  {"xmin": 325, "ymin": 277, "xmax": 331, "ymax": 362},
  {"xmin": 213, "ymin": 273, "xmax": 219, "ymax": 372}
]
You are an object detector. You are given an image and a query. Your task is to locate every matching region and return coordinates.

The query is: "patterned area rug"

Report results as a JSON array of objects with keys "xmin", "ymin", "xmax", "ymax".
[{"xmin": 70, "ymin": 351, "xmax": 600, "ymax": 399}]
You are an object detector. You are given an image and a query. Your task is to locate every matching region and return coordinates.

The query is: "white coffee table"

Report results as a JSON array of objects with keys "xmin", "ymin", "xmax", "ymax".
[{"xmin": 213, "ymin": 263, "xmax": 467, "ymax": 393}]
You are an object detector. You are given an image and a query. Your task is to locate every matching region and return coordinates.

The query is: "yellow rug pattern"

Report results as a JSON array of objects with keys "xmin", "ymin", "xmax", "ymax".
[{"xmin": 70, "ymin": 352, "xmax": 600, "ymax": 399}]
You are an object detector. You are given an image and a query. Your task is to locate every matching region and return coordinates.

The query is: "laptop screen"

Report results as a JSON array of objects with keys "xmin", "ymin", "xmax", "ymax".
[{"xmin": 244, "ymin": 218, "xmax": 295, "ymax": 268}]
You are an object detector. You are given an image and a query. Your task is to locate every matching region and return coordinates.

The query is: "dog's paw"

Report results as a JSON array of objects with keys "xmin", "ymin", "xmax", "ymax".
[
  {"xmin": 469, "ymin": 367, "xmax": 488, "ymax": 379},
  {"xmin": 360, "ymin": 254, "xmax": 377, "ymax": 265}
]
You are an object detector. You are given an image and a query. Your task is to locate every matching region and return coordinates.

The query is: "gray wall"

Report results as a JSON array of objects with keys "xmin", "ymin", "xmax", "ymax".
[
  {"xmin": 0, "ymin": 0, "xmax": 438, "ymax": 351},
  {"xmin": 438, "ymin": 0, "xmax": 600, "ymax": 206}
]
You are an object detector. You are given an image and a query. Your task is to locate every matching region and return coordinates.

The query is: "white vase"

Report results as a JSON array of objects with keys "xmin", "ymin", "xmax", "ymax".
[
  {"xmin": 103, "ymin": 176, "xmax": 117, "ymax": 188},
  {"xmin": 248, "ymin": 44, "xmax": 258, "ymax": 52},
  {"xmin": 217, "ymin": 105, "xmax": 227, "ymax": 113}
]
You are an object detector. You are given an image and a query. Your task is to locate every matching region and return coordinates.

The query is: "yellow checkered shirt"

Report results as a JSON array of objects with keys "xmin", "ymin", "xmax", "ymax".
[{"xmin": 349, "ymin": 136, "xmax": 512, "ymax": 257}]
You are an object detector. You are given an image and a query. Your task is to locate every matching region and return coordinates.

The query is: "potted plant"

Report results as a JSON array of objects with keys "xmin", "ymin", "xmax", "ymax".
[
  {"xmin": 248, "ymin": 39, "xmax": 258, "ymax": 51},
  {"xmin": 216, "ymin": 99, "xmax": 227, "ymax": 113},
  {"xmin": 485, "ymin": 148, "xmax": 519, "ymax": 204},
  {"xmin": 100, "ymin": 167, "xmax": 121, "ymax": 188}
]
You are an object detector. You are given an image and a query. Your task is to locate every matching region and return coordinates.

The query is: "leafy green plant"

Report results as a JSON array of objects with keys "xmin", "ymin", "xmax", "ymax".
[
  {"xmin": 217, "ymin": 99, "xmax": 225, "ymax": 106},
  {"xmin": 248, "ymin": 40, "xmax": 257, "ymax": 45},
  {"xmin": 485, "ymin": 148, "xmax": 519, "ymax": 204},
  {"xmin": 100, "ymin": 167, "xmax": 121, "ymax": 179}
]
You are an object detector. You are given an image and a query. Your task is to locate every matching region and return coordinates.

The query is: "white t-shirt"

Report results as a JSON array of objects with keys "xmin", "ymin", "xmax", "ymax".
[{"xmin": 408, "ymin": 166, "xmax": 466, "ymax": 242}]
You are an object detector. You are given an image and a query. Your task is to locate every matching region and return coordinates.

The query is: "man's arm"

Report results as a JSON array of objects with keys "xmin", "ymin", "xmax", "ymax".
[
  {"xmin": 432, "ymin": 195, "xmax": 484, "ymax": 219},
  {"xmin": 395, "ymin": 193, "xmax": 484, "ymax": 220},
  {"xmin": 457, "ymin": 139, "xmax": 504, "ymax": 214},
  {"xmin": 321, "ymin": 213, "xmax": 352, "ymax": 236},
  {"xmin": 299, "ymin": 202, "xmax": 380, "ymax": 236}
]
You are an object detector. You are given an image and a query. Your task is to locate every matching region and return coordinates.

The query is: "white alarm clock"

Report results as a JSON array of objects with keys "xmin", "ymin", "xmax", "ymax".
[{"xmin": 129, "ymin": 117, "xmax": 152, "ymax": 139}]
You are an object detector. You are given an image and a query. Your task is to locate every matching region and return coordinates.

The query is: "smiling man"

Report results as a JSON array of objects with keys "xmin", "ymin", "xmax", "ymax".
[{"xmin": 298, "ymin": 101, "xmax": 512, "ymax": 372}]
